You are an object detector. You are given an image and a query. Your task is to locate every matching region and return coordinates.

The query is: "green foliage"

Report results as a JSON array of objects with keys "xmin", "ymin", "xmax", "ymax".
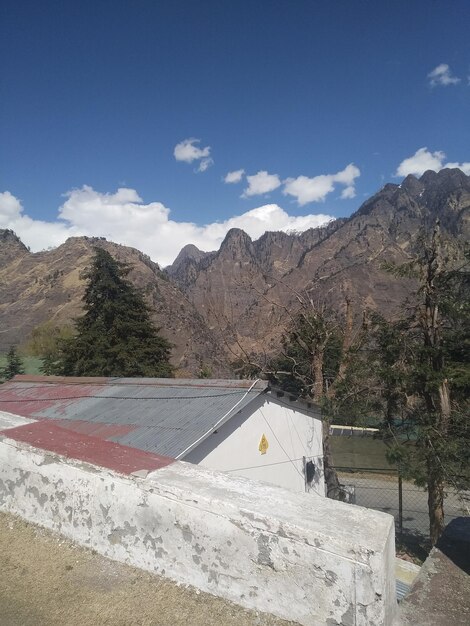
[
  {"xmin": 0, "ymin": 345, "xmax": 25, "ymax": 381},
  {"xmin": 52, "ymin": 248, "xmax": 173, "ymax": 377},
  {"xmin": 322, "ymin": 341, "xmax": 384, "ymax": 426},
  {"xmin": 380, "ymin": 239, "xmax": 469, "ymax": 489},
  {"xmin": 24, "ymin": 320, "xmax": 75, "ymax": 375},
  {"xmin": 197, "ymin": 364, "xmax": 212, "ymax": 379},
  {"xmin": 333, "ymin": 228, "xmax": 469, "ymax": 542},
  {"xmin": 268, "ymin": 308, "xmax": 342, "ymax": 399},
  {"xmin": 26, "ymin": 320, "xmax": 75, "ymax": 357}
]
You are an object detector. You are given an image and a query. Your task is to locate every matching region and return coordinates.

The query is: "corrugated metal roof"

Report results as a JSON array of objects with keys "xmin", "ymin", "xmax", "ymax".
[
  {"xmin": 3, "ymin": 420, "xmax": 174, "ymax": 476},
  {"xmin": 0, "ymin": 376, "xmax": 267, "ymax": 459},
  {"xmin": 396, "ymin": 579, "xmax": 411, "ymax": 602}
]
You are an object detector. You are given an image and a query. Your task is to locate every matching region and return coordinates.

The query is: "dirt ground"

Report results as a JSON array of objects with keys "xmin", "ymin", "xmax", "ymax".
[{"xmin": 0, "ymin": 511, "xmax": 297, "ymax": 626}]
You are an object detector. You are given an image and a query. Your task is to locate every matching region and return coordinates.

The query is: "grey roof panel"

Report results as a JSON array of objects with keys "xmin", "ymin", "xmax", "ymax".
[{"xmin": 0, "ymin": 376, "xmax": 267, "ymax": 459}]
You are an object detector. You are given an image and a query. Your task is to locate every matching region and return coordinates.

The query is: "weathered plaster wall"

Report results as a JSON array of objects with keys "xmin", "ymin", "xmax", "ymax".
[
  {"xmin": 0, "ymin": 432, "xmax": 396, "ymax": 626},
  {"xmin": 184, "ymin": 396, "xmax": 325, "ymax": 495}
]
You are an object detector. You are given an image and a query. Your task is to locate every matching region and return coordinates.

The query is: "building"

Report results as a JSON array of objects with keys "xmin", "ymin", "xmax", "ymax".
[{"xmin": 0, "ymin": 375, "xmax": 325, "ymax": 495}]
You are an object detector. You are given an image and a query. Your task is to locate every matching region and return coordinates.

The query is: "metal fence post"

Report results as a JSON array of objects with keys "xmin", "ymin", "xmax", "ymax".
[{"xmin": 398, "ymin": 472, "xmax": 403, "ymax": 537}]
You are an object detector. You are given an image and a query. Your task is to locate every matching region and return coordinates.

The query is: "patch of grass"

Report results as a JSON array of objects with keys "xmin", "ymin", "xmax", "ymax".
[
  {"xmin": 0, "ymin": 355, "xmax": 43, "ymax": 376},
  {"xmin": 330, "ymin": 435, "xmax": 394, "ymax": 470}
]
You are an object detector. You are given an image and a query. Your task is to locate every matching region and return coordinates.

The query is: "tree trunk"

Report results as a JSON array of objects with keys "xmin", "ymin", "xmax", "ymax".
[
  {"xmin": 322, "ymin": 420, "xmax": 345, "ymax": 501},
  {"xmin": 427, "ymin": 455, "xmax": 445, "ymax": 546},
  {"xmin": 312, "ymin": 350, "xmax": 324, "ymax": 400},
  {"xmin": 427, "ymin": 380, "xmax": 451, "ymax": 545},
  {"xmin": 438, "ymin": 380, "xmax": 451, "ymax": 423},
  {"xmin": 335, "ymin": 297, "xmax": 353, "ymax": 383}
]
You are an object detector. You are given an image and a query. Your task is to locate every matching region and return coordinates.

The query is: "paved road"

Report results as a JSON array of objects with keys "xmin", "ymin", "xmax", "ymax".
[{"xmin": 338, "ymin": 473, "xmax": 469, "ymax": 538}]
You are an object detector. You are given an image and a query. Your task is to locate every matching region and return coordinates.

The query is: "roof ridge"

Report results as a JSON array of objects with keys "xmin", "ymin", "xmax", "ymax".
[{"xmin": 11, "ymin": 375, "xmax": 267, "ymax": 390}]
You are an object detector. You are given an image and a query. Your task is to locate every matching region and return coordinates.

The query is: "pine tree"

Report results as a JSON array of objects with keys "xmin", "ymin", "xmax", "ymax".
[
  {"xmin": 1, "ymin": 345, "xmax": 25, "ymax": 381},
  {"xmin": 332, "ymin": 224, "xmax": 470, "ymax": 545},
  {"xmin": 55, "ymin": 248, "xmax": 173, "ymax": 377},
  {"xmin": 380, "ymin": 225, "xmax": 470, "ymax": 544}
]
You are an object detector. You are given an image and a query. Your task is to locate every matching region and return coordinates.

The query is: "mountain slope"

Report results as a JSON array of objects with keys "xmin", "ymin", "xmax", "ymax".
[
  {"xmin": 0, "ymin": 235, "xmax": 230, "ymax": 375},
  {"xmin": 167, "ymin": 168, "xmax": 469, "ymax": 355},
  {"xmin": 1, "ymin": 168, "xmax": 468, "ymax": 373}
]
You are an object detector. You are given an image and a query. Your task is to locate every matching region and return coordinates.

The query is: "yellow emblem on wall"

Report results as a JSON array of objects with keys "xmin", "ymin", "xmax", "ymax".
[{"xmin": 258, "ymin": 433, "xmax": 269, "ymax": 455}]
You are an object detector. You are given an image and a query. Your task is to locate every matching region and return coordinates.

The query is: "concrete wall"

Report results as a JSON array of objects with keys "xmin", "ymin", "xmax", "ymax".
[
  {"xmin": 398, "ymin": 517, "xmax": 470, "ymax": 626},
  {"xmin": 0, "ymin": 430, "xmax": 396, "ymax": 625},
  {"xmin": 184, "ymin": 396, "xmax": 325, "ymax": 496}
]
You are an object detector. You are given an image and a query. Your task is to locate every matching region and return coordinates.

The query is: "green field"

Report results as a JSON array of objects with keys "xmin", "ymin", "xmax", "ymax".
[
  {"xmin": 0, "ymin": 355, "xmax": 43, "ymax": 377},
  {"xmin": 330, "ymin": 435, "xmax": 394, "ymax": 470}
]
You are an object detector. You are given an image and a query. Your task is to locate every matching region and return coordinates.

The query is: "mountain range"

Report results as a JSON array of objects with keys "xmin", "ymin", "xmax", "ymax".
[{"xmin": 1, "ymin": 168, "xmax": 468, "ymax": 375}]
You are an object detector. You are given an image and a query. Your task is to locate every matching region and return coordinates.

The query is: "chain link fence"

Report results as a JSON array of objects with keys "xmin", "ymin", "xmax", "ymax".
[{"xmin": 334, "ymin": 466, "xmax": 469, "ymax": 549}]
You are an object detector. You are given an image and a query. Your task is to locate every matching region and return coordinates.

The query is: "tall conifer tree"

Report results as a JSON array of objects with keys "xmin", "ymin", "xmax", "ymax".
[
  {"xmin": 55, "ymin": 248, "xmax": 173, "ymax": 377},
  {"xmin": 0, "ymin": 345, "xmax": 25, "ymax": 381}
]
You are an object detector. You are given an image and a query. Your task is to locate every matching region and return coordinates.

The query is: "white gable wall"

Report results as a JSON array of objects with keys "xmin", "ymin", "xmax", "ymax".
[{"xmin": 183, "ymin": 395, "xmax": 325, "ymax": 495}]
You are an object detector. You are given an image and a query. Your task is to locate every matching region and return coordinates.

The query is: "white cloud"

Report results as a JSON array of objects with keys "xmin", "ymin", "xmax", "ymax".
[
  {"xmin": 224, "ymin": 169, "xmax": 245, "ymax": 184},
  {"xmin": 395, "ymin": 147, "xmax": 470, "ymax": 177},
  {"xmin": 0, "ymin": 187, "xmax": 334, "ymax": 267},
  {"xmin": 395, "ymin": 148, "xmax": 445, "ymax": 177},
  {"xmin": 197, "ymin": 157, "xmax": 213, "ymax": 173},
  {"xmin": 428, "ymin": 64, "xmax": 461, "ymax": 87},
  {"xmin": 173, "ymin": 138, "xmax": 213, "ymax": 171},
  {"xmin": 0, "ymin": 191, "xmax": 80, "ymax": 251},
  {"xmin": 0, "ymin": 191, "xmax": 22, "ymax": 218},
  {"xmin": 242, "ymin": 171, "xmax": 281, "ymax": 197},
  {"xmin": 340, "ymin": 185, "xmax": 356, "ymax": 199},
  {"xmin": 283, "ymin": 163, "xmax": 361, "ymax": 205}
]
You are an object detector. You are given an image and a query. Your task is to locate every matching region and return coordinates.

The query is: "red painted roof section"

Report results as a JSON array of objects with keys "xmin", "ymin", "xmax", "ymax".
[
  {"xmin": 0, "ymin": 421, "xmax": 174, "ymax": 476},
  {"xmin": 12, "ymin": 375, "xmax": 111, "ymax": 384},
  {"xmin": 52, "ymin": 419, "xmax": 136, "ymax": 439},
  {"xmin": 0, "ymin": 381, "xmax": 104, "ymax": 418}
]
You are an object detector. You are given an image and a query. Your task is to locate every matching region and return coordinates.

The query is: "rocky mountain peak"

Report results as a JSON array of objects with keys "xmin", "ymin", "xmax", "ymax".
[
  {"xmin": 401, "ymin": 174, "xmax": 424, "ymax": 196},
  {"xmin": 170, "ymin": 243, "xmax": 207, "ymax": 267},
  {"xmin": 0, "ymin": 229, "xmax": 30, "ymax": 264},
  {"xmin": 219, "ymin": 228, "xmax": 254, "ymax": 257},
  {"xmin": 256, "ymin": 230, "xmax": 291, "ymax": 246},
  {"xmin": 419, "ymin": 169, "xmax": 439, "ymax": 185},
  {"xmin": 165, "ymin": 243, "xmax": 216, "ymax": 290},
  {"xmin": 420, "ymin": 167, "xmax": 470, "ymax": 191},
  {"xmin": 0, "ymin": 228, "xmax": 28, "ymax": 247}
]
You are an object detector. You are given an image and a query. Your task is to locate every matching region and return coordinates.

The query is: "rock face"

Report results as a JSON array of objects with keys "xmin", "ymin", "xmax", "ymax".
[
  {"xmin": 1, "ymin": 168, "xmax": 469, "ymax": 374},
  {"xmin": 166, "ymin": 168, "xmax": 470, "ymax": 356},
  {"xmin": 0, "ymin": 236, "xmax": 230, "ymax": 375},
  {"xmin": 0, "ymin": 230, "xmax": 29, "ymax": 266}
]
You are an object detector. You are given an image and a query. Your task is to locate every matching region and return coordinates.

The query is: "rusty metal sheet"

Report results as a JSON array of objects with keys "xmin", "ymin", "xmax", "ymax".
[
  {"xmin": 12, "ymin": 375, "xmax": 111, "ymax": 385},
  {"xmin": 52, "ymin": 419, "xmax": 136, "ymax": 440},
  {"xmin": 0, "ymin": 420, "xmax": 173, "ymax": 475},
  {"xmin": 0, "ymin": 376, "xmax": 267, "ymax": 459}
]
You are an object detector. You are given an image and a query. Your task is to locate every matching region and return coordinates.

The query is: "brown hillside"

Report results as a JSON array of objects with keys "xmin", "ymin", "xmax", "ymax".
[
  {"xmin": 0, "ymin": 235, "xmax": 229, "ymax": 376},
  {"xmin": 1, "ymin": 168, "xmax": 468, "ymax": 374}
]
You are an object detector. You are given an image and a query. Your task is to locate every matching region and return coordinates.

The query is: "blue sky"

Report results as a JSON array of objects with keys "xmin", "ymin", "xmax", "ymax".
[{"xmin": 1, "ymin": 0, "xmax": 469, "ymax": 265}]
